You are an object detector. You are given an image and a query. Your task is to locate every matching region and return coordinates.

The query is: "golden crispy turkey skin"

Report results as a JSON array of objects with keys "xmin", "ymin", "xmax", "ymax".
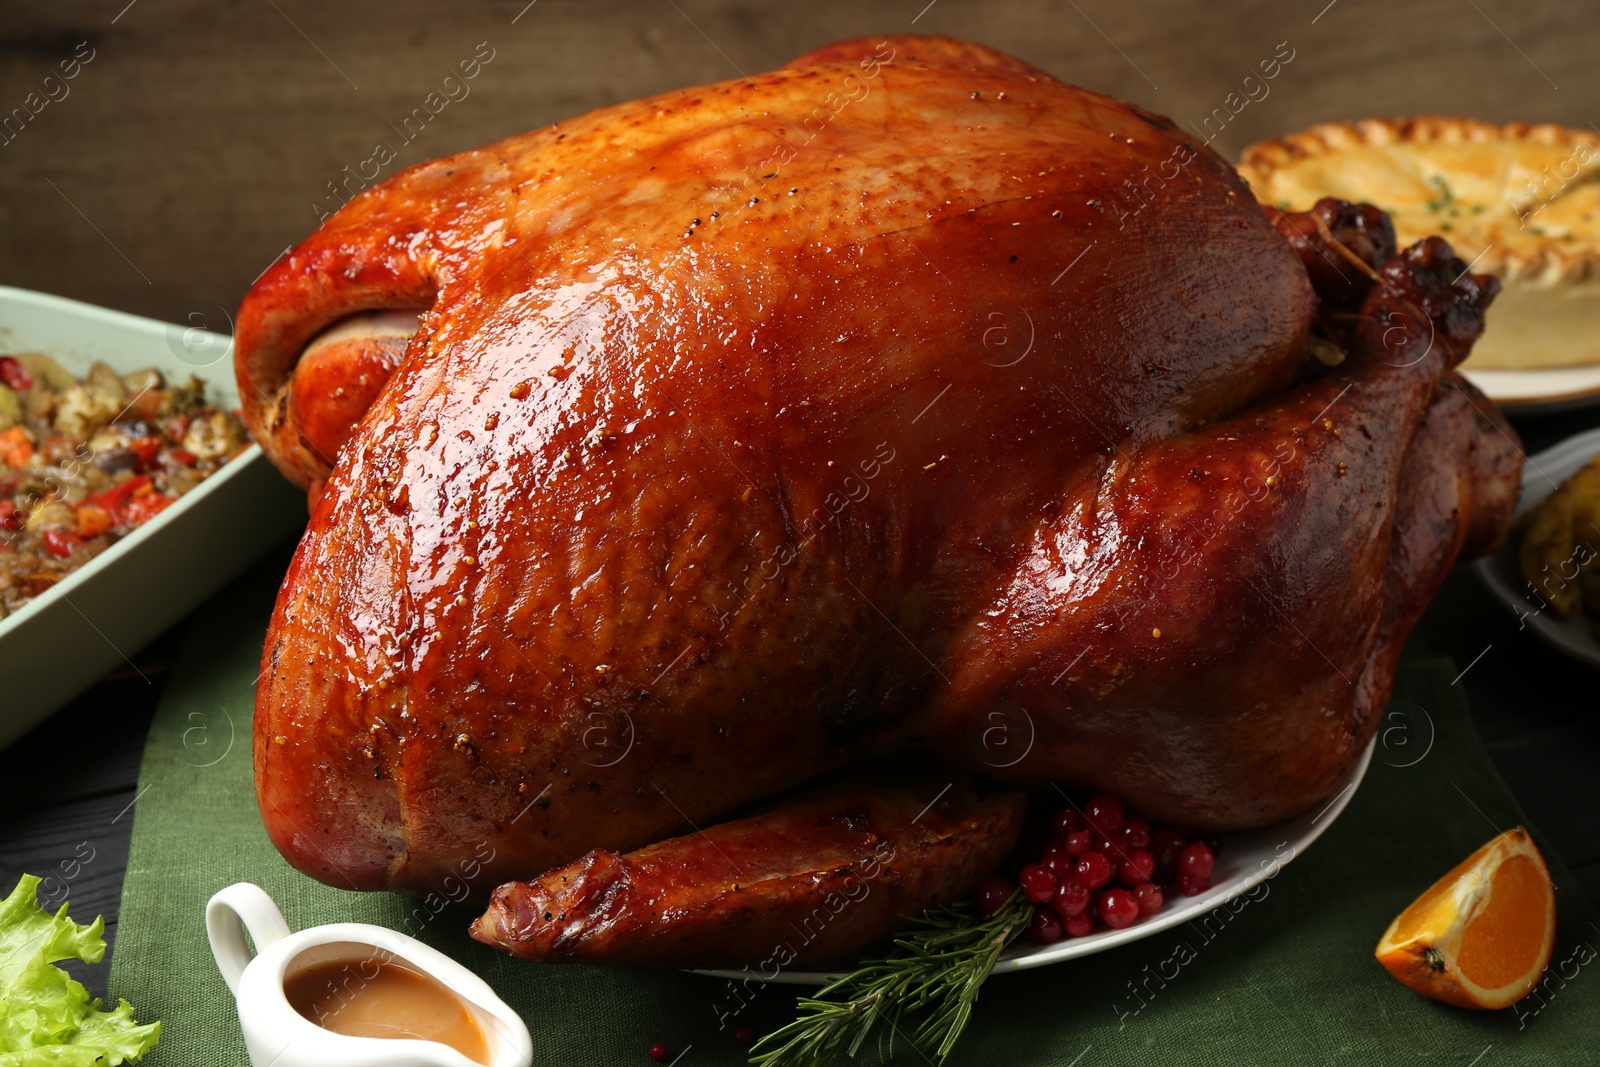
[{"xmin": 236, "ymin": 36, "xmax": 1519, "ymax": 962}]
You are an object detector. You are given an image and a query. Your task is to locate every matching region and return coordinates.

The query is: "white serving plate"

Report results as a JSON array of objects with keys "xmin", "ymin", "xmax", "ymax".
[
  {"xmin": 697, "ymin": 737, "xmax": 1374, "ymax": 985},
  {"xmin": 1462, "ymin": 364, "xmax": 1600, "ymax": 415},
  {"xmin": 1475, "ymin": 426, "xmax": 1600, "ymax": 668},
  {"xmin": 0, "ymin": 287, "xmax": 304, "ymax": 749}
]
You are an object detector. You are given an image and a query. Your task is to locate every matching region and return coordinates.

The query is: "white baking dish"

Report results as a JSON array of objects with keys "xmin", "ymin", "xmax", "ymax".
[{"xmin": 0, "ymin": 287, "xmax": 303, "ymax": 749}]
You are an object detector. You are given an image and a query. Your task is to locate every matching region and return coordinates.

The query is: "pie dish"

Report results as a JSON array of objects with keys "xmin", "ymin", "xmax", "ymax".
[{"xmin": 1239, "ymin": 117, "xmax": 1600, "ymax": 372}]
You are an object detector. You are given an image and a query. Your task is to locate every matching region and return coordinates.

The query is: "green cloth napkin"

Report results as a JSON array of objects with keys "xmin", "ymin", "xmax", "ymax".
[{"xmin": 109, "ymin": 557, "xmax": 1600, "ymax": 1066}]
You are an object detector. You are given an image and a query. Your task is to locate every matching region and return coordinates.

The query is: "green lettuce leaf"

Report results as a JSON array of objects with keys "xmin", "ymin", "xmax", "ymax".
[{"xmin": 0, "ymin": 875, "xmax": 159, "ymax": 1065}]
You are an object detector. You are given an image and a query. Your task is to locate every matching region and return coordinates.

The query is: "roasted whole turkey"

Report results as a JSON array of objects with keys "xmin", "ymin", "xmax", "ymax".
[{"xmin": 236, "ymin": 35, "xmax": 1520, "ymax": 967}]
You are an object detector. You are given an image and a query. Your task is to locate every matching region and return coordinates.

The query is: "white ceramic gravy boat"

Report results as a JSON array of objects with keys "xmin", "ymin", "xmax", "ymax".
[{"xmin": 207, "ymin": 883, "xmax": 533, "ymax": 1067}]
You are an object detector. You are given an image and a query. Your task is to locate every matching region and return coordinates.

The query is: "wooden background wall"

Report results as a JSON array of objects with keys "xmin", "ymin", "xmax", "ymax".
[{"xmin": 0, "ymin": 0, "xmax": 1591, "ymax": 327}]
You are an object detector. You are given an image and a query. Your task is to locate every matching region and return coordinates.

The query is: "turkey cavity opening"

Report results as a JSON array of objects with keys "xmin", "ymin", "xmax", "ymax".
[
  {"xmin": 304, "ymin": 308, "xmax": 424, "ymax": 355},
  {"xmin": 291, "ymin": 309, "xmax": 425, "ymax": 468}
]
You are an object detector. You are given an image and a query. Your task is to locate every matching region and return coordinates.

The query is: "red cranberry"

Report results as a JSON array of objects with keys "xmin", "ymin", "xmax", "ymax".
[
  {"xmin": 649, "ymin": 1044, "xmax": 670, "ymax": 1062},
  {"xmin": 1050, "ymin": 877, "xmax": 1090, "ymax": 918},
  {"xmin": 974, "ymin": 877, "xmax": 1016, "ymax": 916},
  {"xmin": 1177, "ymin": 842, "xmax": 1215, "ymax": 882},
  {"xmin": 1042, "ymin": 849, "xmax": 1074, "ymax": 878},
  {"xmin": 1075, "ymin": 851, "xmax": 1112, "ymax": 890},
  {"xmin": 1132, "ymin": 882, "xmax": 1164, "ymax": 917},
  {"xmin": 1118, "ymin": 849, "xmax": 1155, "ymax": 887},
  {"xmin": 1028, "ymin": 908, "xmax": 1063, "ymax": 944},
  {"xmin": 1085, "ymin": 794, "xmax": 1124, "ymax": 837},
  {"xmin": 1019, "ymin": 863, "xmax": 1057, "ymax": 904},
  {"xmin": 974, "ymin": 793, "xmax": 1194, "ymax": 941},
  {"xmin": 734, "ymin": 1027, "xmax": 752, "ymax": 1045},
  {"xmin": 1150, "ymin": 826, "xmax": 1188, "ymax": 876},
  {"xmin": 1053, "ymin": 809, "xmax": 1087, "ymax": 836},
  {"xmin": 1097, "ymin": 888, "xmax": 1139, "ymax": 929}
]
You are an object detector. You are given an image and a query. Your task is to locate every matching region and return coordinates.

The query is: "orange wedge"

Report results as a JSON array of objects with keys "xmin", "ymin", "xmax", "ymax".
[{"xmin": 1375, "ymin": 827, "xmax": 1555, "ymax": 1010}]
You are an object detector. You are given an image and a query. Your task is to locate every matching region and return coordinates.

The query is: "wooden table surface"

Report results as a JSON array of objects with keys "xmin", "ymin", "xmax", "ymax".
[{"xmin": 1, "ymin": 0, "xmax": 1596, "ymax": 1000}]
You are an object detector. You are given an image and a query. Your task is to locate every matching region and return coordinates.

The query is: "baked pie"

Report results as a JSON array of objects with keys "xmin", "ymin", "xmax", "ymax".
[{"xmin": 1240, "ymin": 118, "xmax": 1600, "ymax": 369}]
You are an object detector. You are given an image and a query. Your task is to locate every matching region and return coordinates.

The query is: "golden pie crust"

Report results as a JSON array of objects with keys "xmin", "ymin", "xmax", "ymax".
[{"xmin": 1239, "ymin": 117, "xmax": 1600, "ymax": 369}]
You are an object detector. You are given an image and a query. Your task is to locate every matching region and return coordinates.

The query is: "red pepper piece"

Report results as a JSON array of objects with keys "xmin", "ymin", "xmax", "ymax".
[
  {"xmin": 0, "ymin": 357, "xmax": 33, "ymax": 392},
  {"xmin": 43, "ymin": 529, "xmax": 82, "ymax": 558}
]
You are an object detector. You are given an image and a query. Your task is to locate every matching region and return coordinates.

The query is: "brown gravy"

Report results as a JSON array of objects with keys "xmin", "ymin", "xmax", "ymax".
[{"xmin": 283, "ymin": 947, "xmax": 489, "ymax": 1064}]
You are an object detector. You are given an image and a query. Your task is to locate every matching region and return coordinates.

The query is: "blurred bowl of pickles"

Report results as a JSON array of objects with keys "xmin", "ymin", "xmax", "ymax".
[{"xmin": 1476, "ymin": 426, "xmax": 1600, "ymax": 668}]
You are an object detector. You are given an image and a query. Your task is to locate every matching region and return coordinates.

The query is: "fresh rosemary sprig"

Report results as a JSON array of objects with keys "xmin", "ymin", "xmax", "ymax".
[{"xmin": 748, "ymin": 892, "xmax": 1032, "ymax": 1067}]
